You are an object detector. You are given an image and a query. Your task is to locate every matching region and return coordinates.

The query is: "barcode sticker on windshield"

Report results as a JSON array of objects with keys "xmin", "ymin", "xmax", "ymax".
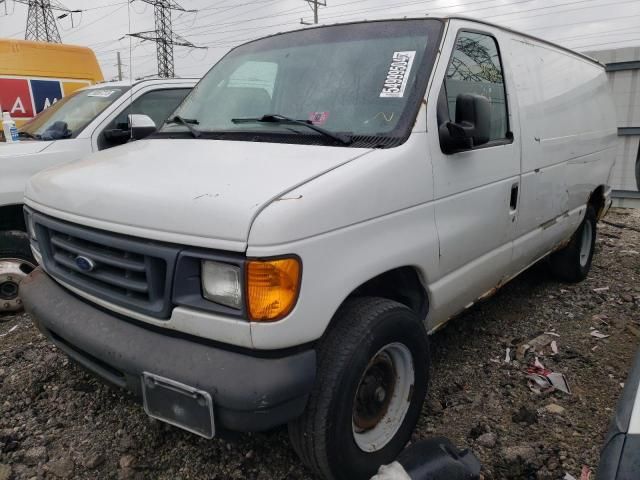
[
  {"xmin": 380, "ymin": 51, "xmax": 416, "ymax": 98},
  {"xmin": 87, "ymin": 90, "xmax": 117, "ymax": 98}
]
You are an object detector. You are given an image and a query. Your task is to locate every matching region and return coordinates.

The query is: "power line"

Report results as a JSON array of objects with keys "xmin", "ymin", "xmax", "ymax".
[
  {"xmin": 301, "ymin": 0, "xmax": 325, "ymax": 25},
  {"xmin": 128, "ymin": 0, "xmax": 204, "ymax": 78},
  {"xmin": 0, "ymin": 0, "xmax": 80, "ymax": 42}
]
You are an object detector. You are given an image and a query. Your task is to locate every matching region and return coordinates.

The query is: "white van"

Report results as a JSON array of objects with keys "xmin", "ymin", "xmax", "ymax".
[
  {"xmin": 0, "ymin": 78, "xmax": 195, "ymax": 312},
  {"xmin": 20, "ymin": 17, "xmax": 616, "ymax": 480}
]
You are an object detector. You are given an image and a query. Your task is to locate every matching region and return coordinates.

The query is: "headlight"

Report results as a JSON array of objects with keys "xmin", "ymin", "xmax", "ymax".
[
  {"xmin": 201, "ymin": 261, "xmax": 242, "ymax": 309},
  {"xmin": 246, "ymin": 257, "xmax": 301, "ymax": 322}
]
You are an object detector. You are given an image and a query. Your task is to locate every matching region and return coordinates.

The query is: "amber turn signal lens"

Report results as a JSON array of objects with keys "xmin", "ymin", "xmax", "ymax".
[{"xmin": 246, "ymin": 258, "xmax": 301, "ymax": 322}]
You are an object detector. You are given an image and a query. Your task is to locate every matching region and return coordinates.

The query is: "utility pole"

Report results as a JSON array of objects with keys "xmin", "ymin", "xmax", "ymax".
[
  {"xmin": 116, "ymin": 51, "xmax": 123, "ymax": 81},
  {"xmin": 300, "ymin": 0, "xmax": 325, "ymax": 25},
  {"xmin": 128, "ymin": 0, "xmax": 203, "ymax": 78},
  {"xmin": 0, "ymin": 0, "xmax": 80, "ymax": 43}
]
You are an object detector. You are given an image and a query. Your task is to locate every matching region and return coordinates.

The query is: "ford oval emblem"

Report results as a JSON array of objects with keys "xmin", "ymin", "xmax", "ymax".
[{"xmin": 75, "ymin": 255, "xmax": 96, "ymax": 272}]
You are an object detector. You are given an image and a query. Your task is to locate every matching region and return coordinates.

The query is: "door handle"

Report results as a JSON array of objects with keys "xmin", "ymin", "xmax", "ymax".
[{"xmin": 510, "ymin": 183, "xmax": 519, "ymax": 211}]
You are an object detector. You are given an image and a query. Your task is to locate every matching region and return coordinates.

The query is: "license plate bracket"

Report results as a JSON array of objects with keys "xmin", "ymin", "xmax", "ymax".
[{"xmin": 142, "ymin": 372, "xmax": 215, "ymax": 439}]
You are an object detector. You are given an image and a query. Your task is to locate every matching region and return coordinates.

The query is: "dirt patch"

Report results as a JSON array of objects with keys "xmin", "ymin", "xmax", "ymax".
[{"xmin": 1, "ymin": 208, "xmax": 639, "ymax": 479}]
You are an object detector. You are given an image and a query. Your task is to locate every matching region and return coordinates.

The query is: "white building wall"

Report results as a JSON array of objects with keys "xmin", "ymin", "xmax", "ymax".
[{"xmin": 586, "ymin": 47, "xmax": 640, "ymax": 195}]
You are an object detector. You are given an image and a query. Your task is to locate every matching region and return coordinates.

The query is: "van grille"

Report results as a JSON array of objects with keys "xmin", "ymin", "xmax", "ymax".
[{"xmin": 32, "ymin": 212, "xmax": 178, "ymax": 319}]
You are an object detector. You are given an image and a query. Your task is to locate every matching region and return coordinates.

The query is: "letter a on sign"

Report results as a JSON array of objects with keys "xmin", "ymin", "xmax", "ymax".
[
  {"xmin": 12, "ymin": 97, "xmax": 26, "ymax": 114},
  {"xmin": 0, "ymin": 78, "xmax": 35, "ymax": 118}
]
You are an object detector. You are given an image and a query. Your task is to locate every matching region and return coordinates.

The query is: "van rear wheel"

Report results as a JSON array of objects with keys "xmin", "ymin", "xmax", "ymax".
[
  {"xmin": 288, "ymin": 297, "xmax": 429, "ymax": 480},
  {"xmin": 549, "ymin": 206, "xmax": 596, "ymax": 283}
]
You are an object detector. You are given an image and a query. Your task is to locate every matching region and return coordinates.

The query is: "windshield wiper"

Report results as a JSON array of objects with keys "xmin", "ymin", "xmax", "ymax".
[
  {"xmin": 166, "ymin": 115, "xmax": 201, "ymax": 138},
  {"xmin": 17, "ymin": 131, "xmax": 41, "ymax": 140},
  {"xmin": 231, "ymin": 114, "xmax": 352, "ymax": 145}
]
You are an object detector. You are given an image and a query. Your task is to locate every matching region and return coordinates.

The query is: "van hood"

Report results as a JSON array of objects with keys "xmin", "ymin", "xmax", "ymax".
[
  {"xmin": 25, "ymin": 139, "xmax": 373, "ymax": 251},
  {"xmin": 0, "ymin": 140, "xmax": 54, "ymax": 157}
]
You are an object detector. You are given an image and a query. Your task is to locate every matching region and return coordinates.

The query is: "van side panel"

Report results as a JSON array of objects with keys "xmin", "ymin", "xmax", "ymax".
[{"xmin": 508, "ymin": 36, "xmax": 617, "ymax": 272}]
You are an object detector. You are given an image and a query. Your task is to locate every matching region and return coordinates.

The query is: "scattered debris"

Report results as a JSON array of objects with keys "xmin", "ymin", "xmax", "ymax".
[
  {"xmin": 590, "ymin": 330, "xmax": 610, "ymax": 340},
  {"xmin": 592, "ymin": 287, "xmax": 610, "ymax": 293},
  {"xmin": 0, "ymin": 325, "xmax": 17, "ymax": 338},
  {"xmin": 371, "ymin": 462, "xmax": 411, "ymax": 480},
  {"xmin": 516, "ymin": 333, "xmax": 558, "ymax": 360},
  {"xmin": 580, "ymin": 465, "xmax": 592, "ymax": 480},
  {"xmin": 504, "ymin": 347, "xmax": 511, "ymax": 363},
  {"xmin": 526, "ymin": 364, "xmax": 571, "ymax": 395},
  {"xmin": 551, "ymin": 341, "xmax": 559, "ymax": 355}
]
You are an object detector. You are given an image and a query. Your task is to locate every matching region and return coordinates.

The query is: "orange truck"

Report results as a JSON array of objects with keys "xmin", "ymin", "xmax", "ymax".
[{"xmin": 0, "ymin": 39, "xmax": 103, "ymax": 129}]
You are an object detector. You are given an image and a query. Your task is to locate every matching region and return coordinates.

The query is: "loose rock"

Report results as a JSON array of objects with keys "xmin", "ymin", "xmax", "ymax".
[
  {"xmin": 44, "ymin": 457, "xmax": 75, "ymax": 478},
  {"xmin": 545, "ymin": 403, "xmax": 566, "ymax": 415},
  {"xmin": 0, "ymin": 464, "xmax": 11, "ymax": 480},
  {"xmin": 23, "ymin": 446, "xmax": 47, "ymax": 466},
  {"xmin": 477, "ymin": 432, "xmax": 497, "ymax": 448}
]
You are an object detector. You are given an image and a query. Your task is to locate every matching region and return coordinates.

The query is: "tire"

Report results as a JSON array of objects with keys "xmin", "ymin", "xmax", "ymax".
[
  {"xmin": 549, "ymin": 206, "xmax": 597, "ymax": 283},
  {"xmin": 288, "ymin": 297, "xmax": 429, "ymax": 480},
  {"xmin": 0, "ymin": 230, "xmax": 37, "ymax": 314}
]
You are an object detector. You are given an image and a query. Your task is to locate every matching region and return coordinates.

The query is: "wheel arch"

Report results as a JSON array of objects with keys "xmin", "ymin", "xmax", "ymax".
[
  {"xmin": 0, "ymin": 204, "xmax": 26, "ymax": 232},
  {"xmin": 323, "ymin": 266, "xmax": 430, "ymax": 337},
  {"xmin": 588, "ymin": 185, "xmax": 606, "ymax": 219}
]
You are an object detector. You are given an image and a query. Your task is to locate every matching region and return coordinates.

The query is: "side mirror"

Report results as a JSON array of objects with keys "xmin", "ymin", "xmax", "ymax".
[
  {"xmin": 103, "ymin": 128, "xmax": 131, "ymax": 144},
  {"xmin": 439, "ymin": 93, "xmax": 491, "ymax": 154},
  {"xmin": 128, "ymin": 114, "xmax": 156, "ymax": 140}
]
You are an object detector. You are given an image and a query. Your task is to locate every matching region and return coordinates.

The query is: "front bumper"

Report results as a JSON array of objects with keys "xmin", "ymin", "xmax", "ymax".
[{"xmin": 21, "ymin": 268, "xmax": 316, "ymax": 433}]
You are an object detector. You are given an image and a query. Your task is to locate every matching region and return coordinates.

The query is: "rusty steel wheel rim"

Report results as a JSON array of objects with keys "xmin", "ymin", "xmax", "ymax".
[{"xmin": 352, "ymin": 342, "xmax": 415, "ymax": 453}]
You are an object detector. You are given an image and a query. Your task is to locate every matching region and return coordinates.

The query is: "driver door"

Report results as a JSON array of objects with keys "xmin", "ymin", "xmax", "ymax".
[{"xmin": 427, "ymin": 25, "xmax": 521, "ymax": 318}]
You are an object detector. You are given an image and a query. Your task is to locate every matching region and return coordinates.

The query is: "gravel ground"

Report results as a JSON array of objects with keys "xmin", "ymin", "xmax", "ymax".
[{"xmin": 1, "ymin": 208, "xmax": 639, "ymax": 480}]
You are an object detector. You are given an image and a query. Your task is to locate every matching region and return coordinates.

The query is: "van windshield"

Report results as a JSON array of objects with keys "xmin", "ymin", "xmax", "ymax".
[
  {"xmin": 160, "ymin": 19, "xmax": 442, "ymax": 147},
  {"xmin": 19, "ymin": 86, "xmax": 129, "ymax": 140}
]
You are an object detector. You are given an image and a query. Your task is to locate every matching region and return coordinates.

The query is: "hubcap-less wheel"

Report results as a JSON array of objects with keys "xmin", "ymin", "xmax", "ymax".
[
  {"xmin": 0, "ymin": 258, "xmax": 36, "ymax": 313},
  {"xmin": 352, "ymin": 342, "xmax": 415, "ymax": 453},
  {"xmin": 579, "ymin": 221, "xmax": 593, "ymax": 268}
]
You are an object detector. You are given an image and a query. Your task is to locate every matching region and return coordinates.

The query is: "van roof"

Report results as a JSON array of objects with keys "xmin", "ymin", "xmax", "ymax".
[
  {"xmin": 442, "ymin": 15, "xmax": 603, "ymax": 67},
  {"xmin": 0, "ymin": 39, "xmax": 104, "ymax": 81},
  {"xmin": 250, "ymin": 16, "xmax": 603, "ymax": 69}
]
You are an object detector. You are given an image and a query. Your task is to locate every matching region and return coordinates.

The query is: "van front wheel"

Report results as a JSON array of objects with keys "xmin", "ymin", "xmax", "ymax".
[
  {"xmin": 549, "ymin": 206, "xmax": 597, "ymax": 283},
  {"xmin": 288, "ymin": 297, "xmax": 429, "ymax": 480}
]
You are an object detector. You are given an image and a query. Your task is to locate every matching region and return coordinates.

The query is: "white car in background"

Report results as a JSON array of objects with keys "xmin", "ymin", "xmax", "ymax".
[{"xmin": 0, "ymin": 78, "xmax": 196, "ymax": 313}]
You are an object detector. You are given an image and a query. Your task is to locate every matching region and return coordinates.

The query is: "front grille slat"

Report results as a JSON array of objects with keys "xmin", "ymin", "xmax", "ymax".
[
  {"xmin": 52, "ymin": 253, "xmax": 150, "ymax": 293},
  {"xmin": 32, "ymin": 212, "xmax": 178, "ymax": 319},
  {"xmin": 50, "ymin": 235, "xmax": 147, "ymax": 272}
]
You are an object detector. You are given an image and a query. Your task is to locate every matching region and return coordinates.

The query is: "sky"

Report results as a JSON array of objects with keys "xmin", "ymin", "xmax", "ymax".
[{"xmin": 1, "ymin": 0, "xmax": 640, "ymax": 81}]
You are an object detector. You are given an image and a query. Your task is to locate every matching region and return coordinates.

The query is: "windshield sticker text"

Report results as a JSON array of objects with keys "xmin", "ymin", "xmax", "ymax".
[
  {"xmin": 380, "ymin": 51, "xmax": 416, "ymax": 98},
  {"xmin": 87, "ymin": 90, "xmax": 117, "ymax": 98}
]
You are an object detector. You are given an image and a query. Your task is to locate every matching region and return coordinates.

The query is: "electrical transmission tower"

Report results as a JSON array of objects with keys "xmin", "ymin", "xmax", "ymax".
[
  {"xmin": 300, "ymin": 0, "xmax": 326, "ymax": 25},
  {"xmin": 0, "ymin": 0, "xmax": 79, "ymax": 43},
  {"xmin": 128, "ymin": 0, "xmax": 203, "ymax": 78}
]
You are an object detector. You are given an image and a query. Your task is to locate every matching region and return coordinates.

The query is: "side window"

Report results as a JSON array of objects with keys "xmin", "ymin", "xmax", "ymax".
[
  {"xmin": 443, "ymin": 31, "xmax": 508, "ymax": 142},
  {"xmin": 99, "ymin": 88, "xmax": 191, "ymax": 150}
]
